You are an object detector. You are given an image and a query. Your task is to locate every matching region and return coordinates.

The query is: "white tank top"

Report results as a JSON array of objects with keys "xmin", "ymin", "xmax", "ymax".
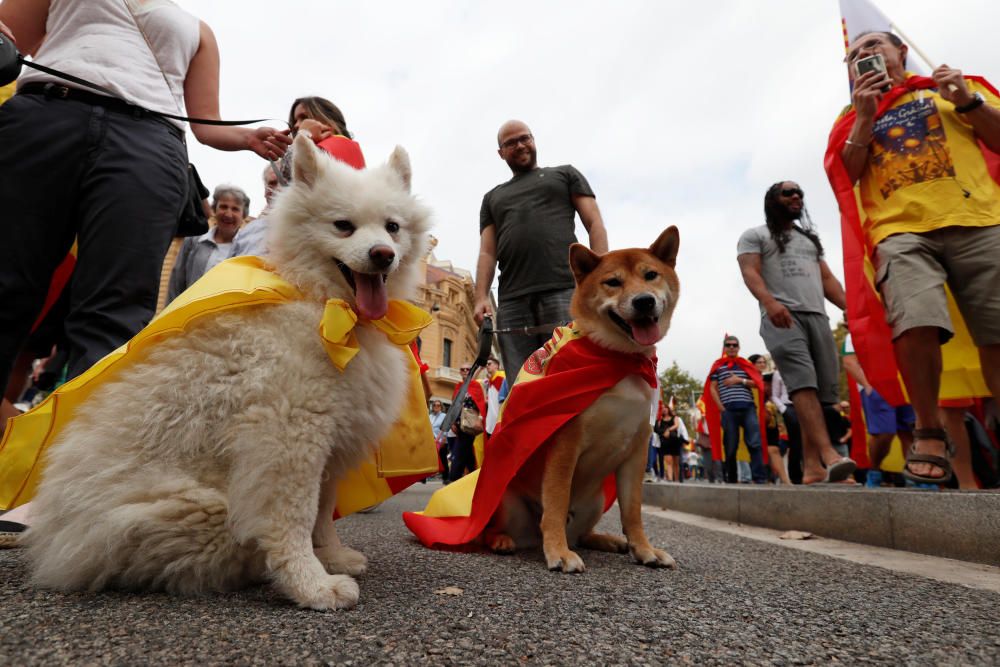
[{"xmin": 19, "ymin": 0, "xmax": 200, "ymax": 128}]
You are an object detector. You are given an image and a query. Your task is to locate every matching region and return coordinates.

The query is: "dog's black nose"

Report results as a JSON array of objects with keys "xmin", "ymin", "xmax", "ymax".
[
  {"xmin": 369, "ymin": 245, "xmax": 395, "ymax": 270},
  {"xmin": 632, "ymin": 294, "xmax": 656, "ymax": 314}
]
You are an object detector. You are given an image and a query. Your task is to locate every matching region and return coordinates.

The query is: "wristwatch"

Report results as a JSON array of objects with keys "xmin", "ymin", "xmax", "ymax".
[{"xmin": 955, "ymin": 91, "xmax": 985, "ymax": 114}]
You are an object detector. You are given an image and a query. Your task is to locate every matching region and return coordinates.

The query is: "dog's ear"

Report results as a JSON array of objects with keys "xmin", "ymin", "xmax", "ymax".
[
  {"xmin": 388, "ymin": 146, "xmax": 412, "ymax": 192},
  {"xmin": 569, "ymin": 243, "xmax": 601, "ymax": 283},
  {"xmin": 292, "ymin": 133, "xmax": 319, "ymax": 188},
  {"xmin": 649, "ymin": 226, "xmax": 679, "ymax": 268}
]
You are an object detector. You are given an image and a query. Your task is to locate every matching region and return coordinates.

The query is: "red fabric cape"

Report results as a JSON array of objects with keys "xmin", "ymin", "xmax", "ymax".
[
  {"xmin": 316, "ymin": 135, "xmax": 366, "ymax": 169},
  {"xmin": 453, "ymin": 377, "xmax": 487, "ymax": 422},
  {"xmin": 846, "ymin": 380, "xmax": 871, "ymax": 468},
  {"xmin": 824, "ymin": 74, "xmax": 1000, "ymax": 406},
  {"xmin": 403, "ymin": 334, "xmax": 657, "ymax": 547},
  {"xmin": 700, "ymin": 356, "xmax": 768, "ymax": 464}
]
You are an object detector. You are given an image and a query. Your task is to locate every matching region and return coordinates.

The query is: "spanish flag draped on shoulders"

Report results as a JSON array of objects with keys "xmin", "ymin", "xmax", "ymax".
[
  {"xmin": 825, "ymin": 73, "xmax": 1000, "ymax": 405},
  {"xmin": 403, "ymin": 324, "xmax": 657, "ymax": 548},
  {"xmin": 0, "ymin": 256, "xmax": 439, "ymax": 516},
  {"xmin": 700, "ymin": 352, "xmax": 768, "ymax": 464}
]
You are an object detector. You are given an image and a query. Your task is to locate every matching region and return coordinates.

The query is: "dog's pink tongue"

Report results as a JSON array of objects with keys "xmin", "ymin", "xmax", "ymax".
[
  {"xmin": 630, "ymin": 320, "xmax": 661, "ymax": 346},
  {"xmin": 354, "ymin": 272, "xmax": 388, "ymax": 320}
]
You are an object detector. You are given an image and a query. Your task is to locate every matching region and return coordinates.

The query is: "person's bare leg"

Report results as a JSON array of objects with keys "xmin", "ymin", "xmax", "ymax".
[
  {"xmin": 790, "ymin": 388, "xmax": 844, "ymax": 483},
  {"xmin": 940, "ymin": 407, "xmax": 978, "ymax": 489},
  {"xmin": 867, "ymin": 433, "xmax": 894, "ymax": 472},
  {"xmin": 894, "ymin": 327, "xmax": 946, "ymax": 478},
  {"xmin": 767, "ymin": 446, "xmax": 790, "ymax": 484},
  {"xmin": 977, "ymin": 344, "xmax": 1000, "ymax": 424}
]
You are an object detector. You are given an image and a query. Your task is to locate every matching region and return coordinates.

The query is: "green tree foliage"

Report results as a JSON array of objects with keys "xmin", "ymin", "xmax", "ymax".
[{"xmin": 658, "ymin": 361, "xmax": 703, "ymax": 428}]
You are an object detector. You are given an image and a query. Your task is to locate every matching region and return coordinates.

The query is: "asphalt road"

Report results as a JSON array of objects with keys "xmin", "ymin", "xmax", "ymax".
[{"xmin": 2, "ymin": 482, "xmax": 998, "ymax": 665}]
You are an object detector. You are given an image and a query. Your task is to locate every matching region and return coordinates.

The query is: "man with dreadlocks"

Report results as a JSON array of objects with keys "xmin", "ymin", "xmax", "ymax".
[{"xmin": 735, "ymin": 182, "xmax": 856, "ymax": 484}]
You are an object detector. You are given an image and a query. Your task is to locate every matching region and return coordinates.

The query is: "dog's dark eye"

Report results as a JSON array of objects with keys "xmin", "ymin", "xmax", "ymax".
[
  {"xmin": 385, "ymin": 221, "xmax": 400, "ymax": 234},
  {"xmin": 644, "ymin": 271, "xmax": 659, "ymax": 281},
  {"xmin": 603, "ymin": 278, "xmax": 623, "ymax": 288},
  {"xmin": 333, "ymin": 220, "xmax": 355, "ymax": 234}
]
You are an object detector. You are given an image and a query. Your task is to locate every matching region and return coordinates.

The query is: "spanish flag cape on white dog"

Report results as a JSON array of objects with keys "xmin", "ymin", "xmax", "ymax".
[{"xmin": 0, "ymin": 256, "xmax": 438, "ymax": 517}]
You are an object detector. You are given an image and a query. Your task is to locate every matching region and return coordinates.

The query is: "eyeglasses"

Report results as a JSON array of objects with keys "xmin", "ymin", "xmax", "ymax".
[
  {"xmin": 500, "ymin": 133, "xmax": 533, "ymax": 150},
  {"xmin": 781, "ymin": 188, "xmax": 804, "ymax": 198},
  {"xmin": 724, "ymin": 343, "xmax": 739, "ymax": 348}
]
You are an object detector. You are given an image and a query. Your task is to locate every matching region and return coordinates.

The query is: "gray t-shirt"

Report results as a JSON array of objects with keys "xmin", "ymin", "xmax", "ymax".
[
  {"xmin": 480, "ymin": 165, "xmax": 595, "ymax": 300},
  {"xmin": 737, "ymin": 224, "xmax": 826, "ymax": 316}
]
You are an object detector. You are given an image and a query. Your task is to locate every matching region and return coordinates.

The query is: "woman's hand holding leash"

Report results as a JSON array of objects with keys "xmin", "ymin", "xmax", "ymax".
[{"xmin": 247, "ymin": 127, "xmax": 292, "ymax": 161}]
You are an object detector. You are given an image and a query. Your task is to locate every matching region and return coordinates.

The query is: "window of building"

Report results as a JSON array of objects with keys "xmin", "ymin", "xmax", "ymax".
[{"xmin": 443, "ymin": 338, "xmax": 452, "ymax": 368}]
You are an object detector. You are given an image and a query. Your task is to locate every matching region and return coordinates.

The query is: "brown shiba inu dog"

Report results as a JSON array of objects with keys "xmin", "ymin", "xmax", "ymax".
[{"xmin": 485, "ymin": 227, "xmax": 680, "ymax": 572}]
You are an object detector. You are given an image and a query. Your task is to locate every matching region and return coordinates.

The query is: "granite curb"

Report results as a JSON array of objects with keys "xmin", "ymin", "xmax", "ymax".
[{"xmin": 643, "ymin": 482, "xmax": 1000, "ymax": 567}]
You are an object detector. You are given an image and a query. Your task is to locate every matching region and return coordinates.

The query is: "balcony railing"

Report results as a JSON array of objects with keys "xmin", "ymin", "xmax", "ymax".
[{"xmin": 430, "ymin": 366, "xmax": 463, "ymax": 382}]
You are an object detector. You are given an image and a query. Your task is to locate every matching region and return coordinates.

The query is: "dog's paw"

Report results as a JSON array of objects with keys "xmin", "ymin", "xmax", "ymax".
[
  {"xmin": 314, "ymin": 545, "xmax": 367, "ymax": 576},
  {"xmin": 630, "ymin": 544, "xmax": 677, "ymax": 569},
  {"xmin": 487, "ymin": 533, "xmax": 517, "ymax": 554},
  {"xmin": 292, "ymin": 574, "xmax": 360, "ymax": 611},
  {"xmin": 545, "ymin": 549, "xmax": 586, "ymax": 573}
]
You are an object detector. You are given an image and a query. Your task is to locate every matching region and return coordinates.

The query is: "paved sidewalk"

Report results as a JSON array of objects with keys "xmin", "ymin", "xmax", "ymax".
[
  {"xmin": 643, "ymin": 481, "xmax": 1000, "ymax": 566},
  {"xmin": 2, "ymin": 483, "xmax": 999, "ymax": 665}
]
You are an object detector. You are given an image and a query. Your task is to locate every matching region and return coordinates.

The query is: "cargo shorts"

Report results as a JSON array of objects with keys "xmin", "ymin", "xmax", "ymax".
[{"xmin": 874, "ymin": 224, "xmax": 1000, "ymax": 346}]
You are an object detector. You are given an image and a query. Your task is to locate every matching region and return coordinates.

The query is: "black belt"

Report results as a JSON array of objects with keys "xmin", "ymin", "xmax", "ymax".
[{"xmin": 17, "ymin": 82, "xmax": 184, "ymax": 139}]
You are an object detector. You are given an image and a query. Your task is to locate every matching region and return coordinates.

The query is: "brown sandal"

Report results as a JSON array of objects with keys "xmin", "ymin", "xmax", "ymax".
[{"xmin": 903, "ymin": 427, "xmax": 954, "ymax": 485}]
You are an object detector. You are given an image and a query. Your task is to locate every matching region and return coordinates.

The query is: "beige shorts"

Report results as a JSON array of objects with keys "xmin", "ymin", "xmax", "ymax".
[{"xmin": 874, "ymin": 224, "xmax": 1000, "ymax": 346}]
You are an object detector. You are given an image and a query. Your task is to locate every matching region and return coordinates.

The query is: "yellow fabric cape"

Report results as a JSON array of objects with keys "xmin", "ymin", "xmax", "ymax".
[{"xmin": 0, "ymin": 256, "xmax": 438, "ymax": 516}]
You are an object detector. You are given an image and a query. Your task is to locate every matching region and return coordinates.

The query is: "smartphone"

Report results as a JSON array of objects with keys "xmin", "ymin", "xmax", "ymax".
[{"xmin": 855, "ymin": 54, "xmax": 890, "ymax": 91}]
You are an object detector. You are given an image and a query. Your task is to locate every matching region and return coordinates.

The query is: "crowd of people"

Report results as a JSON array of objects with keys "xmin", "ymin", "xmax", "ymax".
[{"xmin": 1, "ymin": 2, "xmax": 999, "ymax": 539}]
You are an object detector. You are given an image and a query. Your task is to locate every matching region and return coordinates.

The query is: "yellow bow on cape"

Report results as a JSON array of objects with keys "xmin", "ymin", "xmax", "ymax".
[{"xmin": 0, "ymin": 256, "xmax": 438, "ymax": 513}]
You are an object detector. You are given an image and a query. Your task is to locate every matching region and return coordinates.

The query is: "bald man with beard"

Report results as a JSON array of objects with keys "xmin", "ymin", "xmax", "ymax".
[{"xmin": 474, "ymin": 120, "xmax": 608, "ymax": 380}]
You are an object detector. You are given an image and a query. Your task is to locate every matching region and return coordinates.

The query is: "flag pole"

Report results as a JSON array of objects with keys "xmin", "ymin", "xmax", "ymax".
[
  {"xmin": 889, "ymin": 21, "xmax": 959, "ymax": 92},
  {"xmin": 889, "ymin": 21, "xmax": 936, "ymax": 69}
]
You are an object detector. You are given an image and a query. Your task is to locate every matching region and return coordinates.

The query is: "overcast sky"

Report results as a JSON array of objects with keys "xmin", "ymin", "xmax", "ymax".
[{"xmin": 180, "ymin": 0, "xmax": 999, "ymax": 379}]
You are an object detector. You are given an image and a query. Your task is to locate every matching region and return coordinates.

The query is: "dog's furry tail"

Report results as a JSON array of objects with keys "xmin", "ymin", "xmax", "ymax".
[{"xmin": 26, "ymin": 484, "xmax": 260, "ymax": 595}]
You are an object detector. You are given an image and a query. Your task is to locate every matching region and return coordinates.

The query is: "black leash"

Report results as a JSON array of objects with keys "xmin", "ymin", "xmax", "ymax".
[
  {"xmin": 0, "ymin": 38, "xmax": 280, "ymax": 126},
  {"xmin": 491, "ymin": 323, "xmax": 564, "ymax": 336}
]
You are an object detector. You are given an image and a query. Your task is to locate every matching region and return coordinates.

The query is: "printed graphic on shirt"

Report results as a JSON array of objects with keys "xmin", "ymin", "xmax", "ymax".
[
  {"xmin": 778, "ymin": 243, "xmax": 817, "ymax": 280},
  {"xmin": 870, "ymin": 97, "xmax": 954, "ymax": 200}
]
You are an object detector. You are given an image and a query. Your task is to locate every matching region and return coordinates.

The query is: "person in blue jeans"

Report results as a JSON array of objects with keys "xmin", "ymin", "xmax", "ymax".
[{"xmin": 710, "ymin": 337, "xmax": 767, "ymax": 483}]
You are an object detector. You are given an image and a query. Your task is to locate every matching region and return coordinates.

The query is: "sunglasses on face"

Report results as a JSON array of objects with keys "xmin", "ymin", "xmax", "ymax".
[
  {"xmin": 500, "ymin": 133, "xmax": 533, "ymax": 150},
  {"xmin": 460, "ymin": 367, "xmax": 471, "ymax": 372},
  {"xmin": 781, "ymin": 188, "xmax": 804, "ymax": 198},
  {"xmin": 724, "ymin": 343, "xmax": 739, "ymax": 348}
]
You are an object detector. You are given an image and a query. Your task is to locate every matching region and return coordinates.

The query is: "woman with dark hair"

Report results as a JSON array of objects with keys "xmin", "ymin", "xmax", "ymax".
[
  {"xmin": 287, "ymin": 96, "xmax": 364, "ymax": 170},
  {"xmin": 656, "ymin": 404, "xmax": 683, "ymax": 482},
  {"xmin": 231, "ymin": 96, "xmax": 365, "ymax": 258}
]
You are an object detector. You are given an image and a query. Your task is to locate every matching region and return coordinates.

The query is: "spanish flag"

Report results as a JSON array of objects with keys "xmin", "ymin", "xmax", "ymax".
[
  {"xmin": 824, "ymin": 74, "xmax": 1000, "ymax": 406},
  {"xmin": 403, "ymin": 325, "xmax": 657, "ymax": 548},
  {"xmin": 0, "ymin": 256, "xmax": 438, "ymax": 516}
]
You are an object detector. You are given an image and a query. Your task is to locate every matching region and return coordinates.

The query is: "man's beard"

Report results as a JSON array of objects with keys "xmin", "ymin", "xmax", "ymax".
[
  {"xmin": 507, "ymin": 148, "xmax": 537, "ymax": 174},
  {"xmin": 776, "ymin": 206, "xmax": 801, "ymax": 227}
]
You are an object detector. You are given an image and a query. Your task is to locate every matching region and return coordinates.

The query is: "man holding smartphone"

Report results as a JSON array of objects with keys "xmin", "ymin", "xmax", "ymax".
[{"xmin": 828, "ymin": 31, "xmax": 1000, "ymax": 485}]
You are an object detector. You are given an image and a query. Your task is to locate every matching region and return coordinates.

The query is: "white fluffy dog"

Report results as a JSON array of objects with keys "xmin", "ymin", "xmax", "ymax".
[{"xmin": 23, "ymin": 135, "xmax": 431, "ymax": 610}]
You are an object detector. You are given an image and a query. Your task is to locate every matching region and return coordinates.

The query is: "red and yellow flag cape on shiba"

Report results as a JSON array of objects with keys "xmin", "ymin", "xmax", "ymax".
[
  {"xmin": 825, "ymin": 74, "xmax": 1000, "ymax": 406},
  {"xmin": 403, "ymin": 325, "xmax": 658, "ymax": 548},
  {"xmin": 700, "ymin": 355, "xmax": 768, "ymax": 464},
  {"xmin": 0, "ymin": 256, "xmax": 438, "ymax": 517}
]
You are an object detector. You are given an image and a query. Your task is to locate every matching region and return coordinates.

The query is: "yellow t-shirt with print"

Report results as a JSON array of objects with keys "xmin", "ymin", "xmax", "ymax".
[{"xmin": 859, "ymin": 78, "xmax": 1000, "ymax": 247}]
